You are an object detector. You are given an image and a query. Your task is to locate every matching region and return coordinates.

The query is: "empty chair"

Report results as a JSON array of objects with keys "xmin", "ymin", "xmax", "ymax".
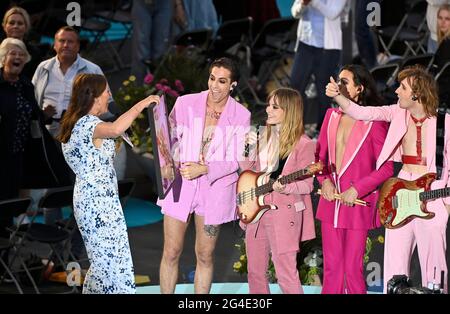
[
  {"xmin": 118, "ymin": 178, "xmax": 136, "ymax": 208},
  {"xmin": 207, "ymin": 17, "xmax": 253, "ymax": 59},
  {"xmin": 95, "ymin": 0, "xmax": 133, "ymax": 58},
  {"xmin": 0, "ymin": 198, "xmax": 32, "ymax": 294},
  {"xmin": 172, "ymin": 28, "xmax": 213, "ymax": 50},
  {"xmin": 371, "ymin": 63, "xmax": 400, "ymax": 103},
  {"xmin": 375, "ymin": 0, "xmax": 428, "ymax": 58},
  {"xmin": 399, "ymin": 53, "xmax": 434, "ymax": 70},
  {"xmin": 249, "ymin": 17, "xmax": 298, "ymax": 102}
]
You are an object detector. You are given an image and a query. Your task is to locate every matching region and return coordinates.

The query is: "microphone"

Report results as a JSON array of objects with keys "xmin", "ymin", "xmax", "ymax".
[{"xmin": 244, "ymin": 125, "xmax": 260, "ymax": 157}]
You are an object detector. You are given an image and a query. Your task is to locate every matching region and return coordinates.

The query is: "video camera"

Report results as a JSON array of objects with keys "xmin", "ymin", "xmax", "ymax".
[{"xmin": 387, "ymin": 274, "xmax": 445, "ymax": 294}]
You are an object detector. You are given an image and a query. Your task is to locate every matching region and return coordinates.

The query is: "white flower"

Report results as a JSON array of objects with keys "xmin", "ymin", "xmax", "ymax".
[{"xmin": 304, "ymin": 249, "xmax": 323, "ymax": 267}]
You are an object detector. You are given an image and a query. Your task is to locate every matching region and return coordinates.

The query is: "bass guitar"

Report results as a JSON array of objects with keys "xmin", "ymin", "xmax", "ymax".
[
  {"xmin": 236, "ymin": 161, "xmax": 323, "ymax": 224},
  {"xmin": 377, "ymin": 173, "xmax": 446, "ymax": 229}
]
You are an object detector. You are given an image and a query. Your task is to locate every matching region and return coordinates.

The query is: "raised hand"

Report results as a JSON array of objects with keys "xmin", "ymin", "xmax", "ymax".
[{"xmin": 325, "ymin": 76, "xmax": 341, "ymax": 98}]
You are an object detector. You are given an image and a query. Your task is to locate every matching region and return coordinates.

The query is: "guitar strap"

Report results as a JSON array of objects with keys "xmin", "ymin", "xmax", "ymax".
[{"xmin": 435, "ymin": 108, "xmax": 446, "ymax": 180}]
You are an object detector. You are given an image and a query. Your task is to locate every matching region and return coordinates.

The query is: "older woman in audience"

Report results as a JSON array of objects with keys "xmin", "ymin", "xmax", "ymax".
[
  {"xmin": 0, "ymin": 38, "xmax": 69, "ymax": 236},
  {"xmin": 2, "ymin": 6, "xmax": 46, "ymax": 78}
]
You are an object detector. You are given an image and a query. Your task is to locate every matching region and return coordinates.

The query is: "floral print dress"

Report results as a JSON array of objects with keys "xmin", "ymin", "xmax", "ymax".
[{"xmin": 62, "ymin": 115, "xmax": 135, "ymax": 294}]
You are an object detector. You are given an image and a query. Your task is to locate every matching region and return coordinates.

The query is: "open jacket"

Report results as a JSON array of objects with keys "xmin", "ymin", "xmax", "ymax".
[
  {"xmin": 344, "ymin": 100, "xmax": 450, "ymax": 206},
  {"xmin": 316, "ymin": 108, "xmax": 394, "ymax": 229},
  {"xmin": 157, "ymin": 91, "xmax": 251, "ymax": 225}
]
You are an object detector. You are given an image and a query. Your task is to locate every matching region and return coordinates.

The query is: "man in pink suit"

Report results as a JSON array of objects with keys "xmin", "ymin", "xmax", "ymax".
[
  {"xmin": 157, "ymin": 58, "xmax": 251, "ymax": 293},
  {"xmin": 327, "ymin": 65, "xmax": 450, "ymax": 293},
  {"xmin": 240, "ymin": 88, "xmax": 316, "ymax": 294},
  {"xmin": 316, "ymin": 65, "xmax": 394, "ymax": 294}
]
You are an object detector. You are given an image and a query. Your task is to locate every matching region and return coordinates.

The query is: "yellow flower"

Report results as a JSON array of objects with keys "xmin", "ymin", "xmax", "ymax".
[
  {"xmin": 240, "ymin": 255, "xmax": 246, "ymax": 261},
  {"xmin": 123, "ymin": 80, "xmax": 130, "ymax": 86},
  {"xmin": 124, "ymin": 95, "xmax": 131, "ymax": 101},
  {"xmin": 377, "ymin": 235, "xmax": 385, "ymax": 244},
  {"xmin": 129, "ymin": 75, "xmax": 136, "ymax": 82},
  {"xmin": 233, "ymin": 261, "xmax": 242, "ymax": 270}
]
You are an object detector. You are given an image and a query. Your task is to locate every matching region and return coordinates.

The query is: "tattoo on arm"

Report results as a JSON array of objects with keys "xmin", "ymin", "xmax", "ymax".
[{"xmin": 203, "ymin": 225, "xmax": 220, "ymax": 238}]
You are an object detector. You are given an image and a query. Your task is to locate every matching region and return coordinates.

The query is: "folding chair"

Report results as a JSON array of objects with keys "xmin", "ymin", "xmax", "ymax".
[
  {"xmin": 118, "ymin": 178, "xmax": 136, "ymax": 208},
  {"xmin": 173, "ymin": 28, "xmax": 213, "ymax": 49},
  {"xmin": 399, "ymin": 53, "xmax": 434, "ymax": 70},
  {"xmin": 3, "ymin": 194, "xmax": 72, "ymax": 293},
  {"xmin": 248, "ymin": 17, "xmax": 298, "ymax": 104},
  {"xmin": 0, "ymin": 198, "xmax": 32, "ymax": 294},
  {"xmin": 152, "ymin": 28, "xmax": 213, "ymax": 77},
  {"xmin": 94, "ymin": 0, "xmax": 133, "ymax": 68},
  {"xmin": 207, "ymin": 17, "xmax": 253, "ymax": 60},
  {"xmin": 375, "ymin": 0, "xmax": 428, "ymax": 59},
  {"xmin": 371, "ymin": 63, "xmax": 400, "ymax": 103},
  {"xmin": 37, "ymin": 186, "xmax": 81, "ymax": 264}
]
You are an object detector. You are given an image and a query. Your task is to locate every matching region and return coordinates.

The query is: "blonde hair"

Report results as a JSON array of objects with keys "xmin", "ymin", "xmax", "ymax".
[
  {"xmin": 437, "ymin": 4, "xmax": 450, "ymax": 44},
  {"xmin": 2, "ymin": 6, "xmax": 31, "ymax": 36},
  {"xmin": 0, "ymin": 38, "xmax": 31, "ymax": 68},
  {"xmin": 266, "ymin": 88, "xmax": 304, "ymax": 159},
  {"xmin": 397, "ymin": 65, "xmax": 439, "ymax": 117}
]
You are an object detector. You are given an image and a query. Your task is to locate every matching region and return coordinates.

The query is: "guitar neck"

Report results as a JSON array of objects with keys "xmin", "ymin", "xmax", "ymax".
[
  {"xmin": 420, "ymin": 187, "xmax": 450, "ymax": 201},
  {"xmin": 256, "ymin": 169, "xmax": 308, "ymax": 197}
]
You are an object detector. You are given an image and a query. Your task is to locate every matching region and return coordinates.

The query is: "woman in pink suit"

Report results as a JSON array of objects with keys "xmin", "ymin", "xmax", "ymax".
[
  {"xmin": 316, "ymin": 65, "xmax": 394, "ymax": 294},
  {"xmin": 157, "ymin": 57, "xmax": 251, "ymax": 294},
  {"xmin": 240, "ymin": 88, "xmax": 316, "ymax": 294},
  {"xmin": 327, "ymin": 65, "xmax": 450, "ymax": 293}
]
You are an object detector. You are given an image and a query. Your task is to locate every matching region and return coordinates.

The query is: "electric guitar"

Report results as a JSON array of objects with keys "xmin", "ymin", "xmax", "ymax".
[
  {"xmin": 377, "ymin": 173, "xmax": 447, "ymax": 229},
  {"xmin": 236, "ymin": 161, "xmax": 323, "ymax": 224}
]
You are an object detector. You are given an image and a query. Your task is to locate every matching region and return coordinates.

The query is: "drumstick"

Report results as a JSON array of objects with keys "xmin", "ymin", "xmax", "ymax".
[{"xmin": 317, "ymin": 189, "xmax": 370, "ymax": 206}]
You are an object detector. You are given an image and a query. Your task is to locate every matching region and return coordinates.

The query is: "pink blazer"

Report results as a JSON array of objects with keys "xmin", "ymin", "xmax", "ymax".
[
  {"xmin": 316, "ymin": 108, "xmax": 394, "ymax": 230},
  {"xmin": 344, "ymin": 101, "xmax": 450, "ymax": 205},
  {"xmin": 242, "ymin": 135, "xmax": 316, "ymax": 254},
  {"xmin": 157, "ymin": 91, "xmax": 251, "ymax": 224}
]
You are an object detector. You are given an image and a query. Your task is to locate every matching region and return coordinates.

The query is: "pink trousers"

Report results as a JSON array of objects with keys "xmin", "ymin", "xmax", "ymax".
[
  {"xmin": 321, "ymin": 222, "xmax": 368, "ymax": 294},
  {"xmin": 245, "ymin": 210, "xmax": 303, "ymax": 294},
  {"xmin": 383, "ymin": 170, "xmax": 448, "ymax": 293}
]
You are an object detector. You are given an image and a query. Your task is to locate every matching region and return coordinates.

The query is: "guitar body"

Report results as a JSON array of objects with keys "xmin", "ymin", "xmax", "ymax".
[
  {"xmin": 236, "ymin": 170, "xmax": 276, "ymax": 224},
  {"xmin": 377, "ymin": 173, "xmax": 436, "ymax": 229}
]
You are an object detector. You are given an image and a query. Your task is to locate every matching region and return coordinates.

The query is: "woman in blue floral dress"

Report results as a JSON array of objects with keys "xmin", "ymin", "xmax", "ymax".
[{"xmin": 57, "ymin": 73, "xmax": 160, "ymax": 294}]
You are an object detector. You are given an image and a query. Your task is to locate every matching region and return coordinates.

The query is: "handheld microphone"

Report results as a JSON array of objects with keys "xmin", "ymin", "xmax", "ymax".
[{"xmin": 244, "ymin": 125, "xmax": 260, "ymax": 157}]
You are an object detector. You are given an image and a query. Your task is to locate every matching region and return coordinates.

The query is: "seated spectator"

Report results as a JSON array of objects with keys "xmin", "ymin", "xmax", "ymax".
[
  {"xmin": 434, "ymin": 4, "xmax": 450, "ymax": 105},
  {"xmin": 426, "ymin": 0, "xmax": 450, "ymax": 53}
]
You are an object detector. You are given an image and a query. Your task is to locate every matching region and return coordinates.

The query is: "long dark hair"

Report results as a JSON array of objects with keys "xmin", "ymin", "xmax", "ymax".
[
  {"xmin": 57, "ymin": 73, "xmax": 107, "ymax": 143},
  {"xmin": 340, "ymin": 64, "xmax": 385, "ymax": 106}
]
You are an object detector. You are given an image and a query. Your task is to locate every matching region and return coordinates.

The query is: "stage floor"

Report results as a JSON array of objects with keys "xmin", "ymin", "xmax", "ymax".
[{"xmin": 136, "ymin": 283, "xmax": 382, "ymax": 294}]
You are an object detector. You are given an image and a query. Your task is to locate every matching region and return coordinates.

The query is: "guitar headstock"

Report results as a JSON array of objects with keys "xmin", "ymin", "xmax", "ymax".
[{"xmin": 307, "ymin": 161, "xmax": 324, "ymax": 176}]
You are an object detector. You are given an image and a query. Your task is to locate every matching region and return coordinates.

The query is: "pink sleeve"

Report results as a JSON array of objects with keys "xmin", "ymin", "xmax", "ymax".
[{"xmin": 345, "ymin": 99, "xmax": 396, "ymax": 122}]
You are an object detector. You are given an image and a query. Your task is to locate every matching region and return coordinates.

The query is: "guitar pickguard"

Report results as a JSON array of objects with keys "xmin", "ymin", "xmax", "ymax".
[{"xmin": 391, "ymin": 187, "xmax": 429, "ymax": 227}]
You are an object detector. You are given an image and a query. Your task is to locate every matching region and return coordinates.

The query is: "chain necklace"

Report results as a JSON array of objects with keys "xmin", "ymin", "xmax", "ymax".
[{"xmin": 206, "ymin": 104, "xmax": 222, "ymax": 120}]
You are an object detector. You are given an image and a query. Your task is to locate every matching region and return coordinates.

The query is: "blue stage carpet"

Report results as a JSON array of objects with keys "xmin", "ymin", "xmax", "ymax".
[
  {"xmin": 34, "ymin": 197, "xmax": 163, "ymax": 227},
  {"xmin": 136, "ymin": 283, "xmax": 382, "ymax": 294}
]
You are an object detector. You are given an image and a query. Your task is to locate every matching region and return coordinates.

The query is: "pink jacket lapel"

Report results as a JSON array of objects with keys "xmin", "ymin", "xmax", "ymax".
[
  {"xmin": 327, "ymin": 110, "xmax": 341, "ymax": 168},
  {"xmin": 338, "ymin": 120, "xmax": 373, "ymax": 178}
]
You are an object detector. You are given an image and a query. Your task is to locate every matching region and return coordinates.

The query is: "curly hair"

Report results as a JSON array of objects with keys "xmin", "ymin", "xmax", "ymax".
[{"xmin": 397, "ymin": 65, "xmax": 439, "ymax": 117}]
